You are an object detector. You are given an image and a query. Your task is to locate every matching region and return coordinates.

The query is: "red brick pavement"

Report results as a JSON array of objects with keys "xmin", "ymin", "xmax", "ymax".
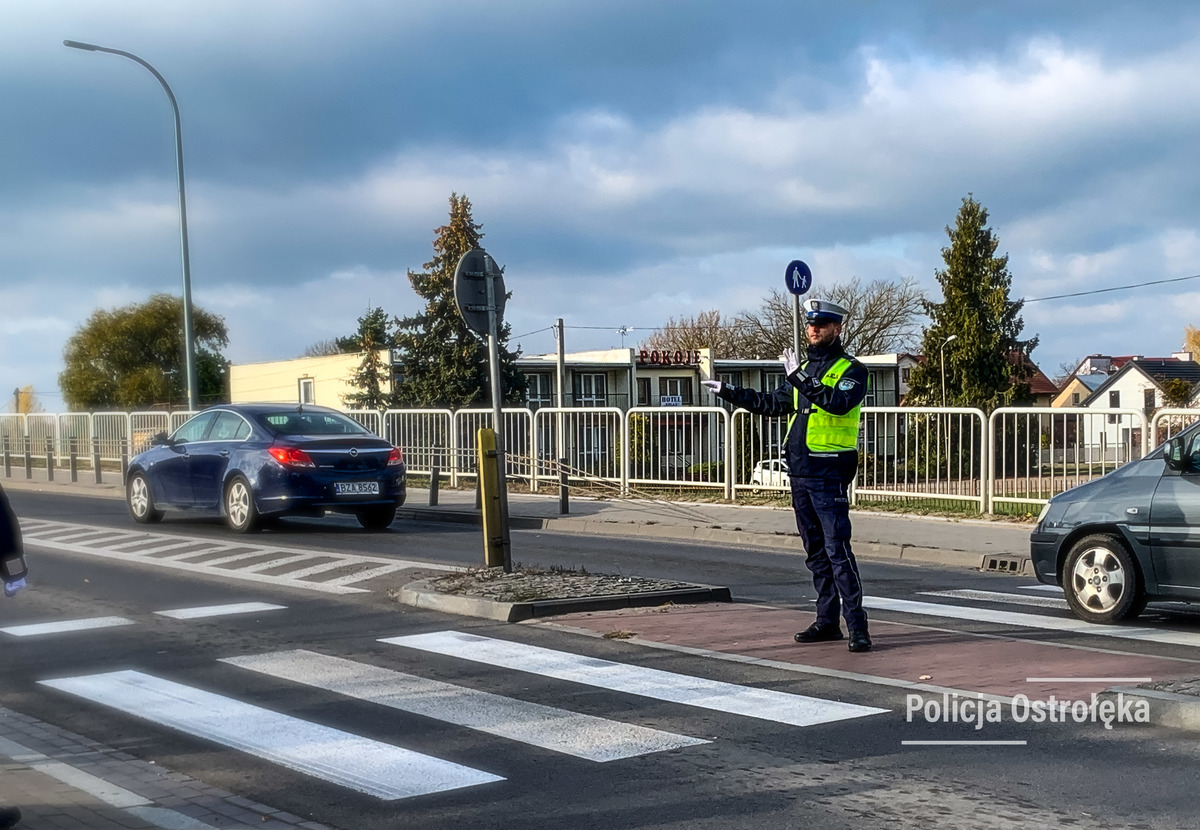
[{"xmin": 551, "ymin": 602, "xmax": 1197, "ymax": 700}]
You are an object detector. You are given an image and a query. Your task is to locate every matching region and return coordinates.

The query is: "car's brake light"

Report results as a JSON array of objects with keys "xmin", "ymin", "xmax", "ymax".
[
  {"xmin": 387, "ymin": 447, "xmax": 404, "ymax": 467},
  {"xmin": 268, "ymin": 446, "xmax": 316, "ymax": 469}
]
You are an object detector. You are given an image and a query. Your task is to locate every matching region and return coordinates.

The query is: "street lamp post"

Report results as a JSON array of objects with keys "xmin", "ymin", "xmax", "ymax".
[
  {"xmin": 940, "ymin": 334, "xmax": 958, "ymax": 407},
  {"xmin": 64, "ymin": 39, "xmax": 199, "ymax": 411}
]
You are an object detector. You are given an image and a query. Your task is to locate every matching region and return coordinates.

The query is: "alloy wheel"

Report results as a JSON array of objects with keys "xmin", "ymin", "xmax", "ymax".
[{"xmin": 1069, "ymin": 546, "xmax": 1127, "ymax": 614}]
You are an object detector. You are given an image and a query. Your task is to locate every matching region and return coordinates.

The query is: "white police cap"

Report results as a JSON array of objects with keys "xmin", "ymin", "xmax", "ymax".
[{"xmin": 804, "ymin": 299, "xmax": 849, "ymax": 324}]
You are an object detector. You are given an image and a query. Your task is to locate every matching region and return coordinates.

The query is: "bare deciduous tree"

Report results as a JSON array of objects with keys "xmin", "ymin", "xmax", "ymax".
[
  {"xmin": 737, "ymin": 278, "xmax": 926, "ymax": 358},
  {"xmin": 638, "ymin": 310, "xmax": 752, "ymax": 358},
  {"xmin": 1184, "ymin": 325, "xmax": 1200, "ymax": 358},
  {"xmin": 640, "ymin": 277, "xmax": 926, "ymax": 362},
  {"xmin": 301, "ymin": 338, "xmax": 345, "ymax": 358}
]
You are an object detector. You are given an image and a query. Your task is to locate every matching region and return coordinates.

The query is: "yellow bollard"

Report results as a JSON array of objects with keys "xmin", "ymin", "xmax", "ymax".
[{"xmin": 476, "ymin": 428, "xmax": 505, "ymax": 567}]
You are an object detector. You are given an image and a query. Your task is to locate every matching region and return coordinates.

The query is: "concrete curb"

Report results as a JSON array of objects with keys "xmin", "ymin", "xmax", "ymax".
[
  {"xmin": 395, "ymin": 578, "xmax": 733, "ymax": 623},
  {"xmin": 1102, "ymin": 687, "xmax": 1200, "ymax": 731}
]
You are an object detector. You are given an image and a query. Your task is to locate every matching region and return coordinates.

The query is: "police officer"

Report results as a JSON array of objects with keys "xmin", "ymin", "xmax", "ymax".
[{"xmin": 702, "ymin": 298, "xmax": 872, "ymax": 652}]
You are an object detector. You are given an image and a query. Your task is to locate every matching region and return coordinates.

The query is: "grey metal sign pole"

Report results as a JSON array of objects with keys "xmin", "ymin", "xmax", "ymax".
[
  {"xmin": 484, "ymin": 261, "xmax": 512, "ymax": 572},
  {"xmin": 792, "ymin": 294, "xmax": 802, "ymax": 364}
]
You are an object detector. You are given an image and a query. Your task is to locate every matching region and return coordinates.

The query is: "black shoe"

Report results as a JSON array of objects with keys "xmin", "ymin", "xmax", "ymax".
[
  {"xmin": 794, "ymin": 622, "xmax": 843, "ymax": 643},
  {"xmin": 0, "ymin": 806, "xmax": 21, "ymax": 830},
  {"xmin": 848, "ymin": 629, "xmax": 872, "ymax": 653}
]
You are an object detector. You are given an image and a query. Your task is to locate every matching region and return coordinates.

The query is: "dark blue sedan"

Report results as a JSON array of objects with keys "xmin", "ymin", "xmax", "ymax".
[{"xmin": 125, "ymin": 404, "xmax": 406, "ymax": 532}]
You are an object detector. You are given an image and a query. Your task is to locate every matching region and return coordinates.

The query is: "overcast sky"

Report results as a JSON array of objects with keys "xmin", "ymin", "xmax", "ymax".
[{"xmin": 4, "ymin": 1, "xmax": 1200, "ymax": 409}]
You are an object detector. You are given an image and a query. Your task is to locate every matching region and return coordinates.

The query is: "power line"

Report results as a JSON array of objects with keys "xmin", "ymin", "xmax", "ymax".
[
  {"xmin": 1024, "ymin": 272, "xmax": 1200, "ymax": 303},
  {"xmin": 511, "ymin": 325, "xmax": 555, "ymax": 340}
]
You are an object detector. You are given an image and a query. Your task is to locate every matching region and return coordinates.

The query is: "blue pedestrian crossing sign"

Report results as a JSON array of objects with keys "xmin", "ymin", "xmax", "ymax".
[{"xmin": 784, "ymin": 260, "xmax": 812, "ymax": 296}]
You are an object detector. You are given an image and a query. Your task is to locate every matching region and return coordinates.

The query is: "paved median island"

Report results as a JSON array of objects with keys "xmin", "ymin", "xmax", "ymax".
[{"xmin": 393, "ymin": 567, "xmax": 732, "ymax": 623}]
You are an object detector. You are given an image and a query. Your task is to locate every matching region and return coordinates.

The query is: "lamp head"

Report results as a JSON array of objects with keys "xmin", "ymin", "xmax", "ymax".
[{"xmin": 63, "ymin": 40, "xmax": 101, "ymax": 51}]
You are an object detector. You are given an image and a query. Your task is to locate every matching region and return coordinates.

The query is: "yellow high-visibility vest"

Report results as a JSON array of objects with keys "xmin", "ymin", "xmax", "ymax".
[{"xmin": 786, "ymin": 357, "xmax": 862, "ymax": 452}]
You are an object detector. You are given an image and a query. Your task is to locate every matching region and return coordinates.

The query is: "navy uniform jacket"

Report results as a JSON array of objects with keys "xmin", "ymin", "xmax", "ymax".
[
  {"xmin": 716, "ymin": 339, "xmax": 868, "ymax": 481},
  {"xmin": 0, "ymin": 484, "xmax": 20, "ymax": 559}
]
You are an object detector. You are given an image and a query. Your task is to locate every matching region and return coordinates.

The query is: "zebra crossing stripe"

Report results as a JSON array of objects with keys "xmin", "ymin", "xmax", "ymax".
[
  {"xmin": 381, "ymin": 631, "xmax": 888, "ymax": 727},
  {"xmin": 22, "ymin": 520, "xmax": 459, "ymax": 595},
  {"xmin": 918, "ymin": 589, "xmax": 1068, "ymax": 609},
  {"xmin": 1, "ymin": 617, "xmax": 134, "ymax": 637},
  {"xmin": 156, "ymin": 602, "xmax": 287, "ymax": 620},
  {"xmin": 39, "ymin": 670, "xmax": 503, "ymax": 800},
  {"xmin": 222, "ymin": 649, "xmax": 709, "ymax": 762},
  {"xmin": 864, "ymin": 596, "xmax": 1200, "ymax": 648}
]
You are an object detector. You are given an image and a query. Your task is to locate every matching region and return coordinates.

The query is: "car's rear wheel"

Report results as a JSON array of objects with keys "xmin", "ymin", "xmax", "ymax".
[
  {"xmin": 356, "ymin": 506, "xmax": 396, "ymax": 531},
  {"xmin": 1063, "ymin": 534, "xmax": 1143, "ymax": 623},
  {"xmin": 224, "ymin": 476, "xmax": 261, "ymax": 533},
  {"xmin": 126, "ymin": 471, "xmax": 163, "ymax": 524}
]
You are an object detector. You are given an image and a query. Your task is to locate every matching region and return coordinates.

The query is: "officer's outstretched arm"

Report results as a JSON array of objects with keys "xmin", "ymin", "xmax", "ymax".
[{"xmin": 723, "ymin": 383, "xmax": 795, "ymax": 418}]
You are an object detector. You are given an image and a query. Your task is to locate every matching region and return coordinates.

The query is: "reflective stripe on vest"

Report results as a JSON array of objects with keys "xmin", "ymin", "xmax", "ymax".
[{"xmin": 786, "ymin": 357, "xmax": 862, "ymax": 452}]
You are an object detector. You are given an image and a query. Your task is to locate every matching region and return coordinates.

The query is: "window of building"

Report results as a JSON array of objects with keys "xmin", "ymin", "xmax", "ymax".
[
  {"xmin": 718, "ymin": 371, "xmax": 742, "ymax": 388},
  {"xmin": 298, "ymin": 377, "xmax": 314, "ymax": 405},
  {"xmin": 527, "ymin": 373, "xmax": 553, "ymax": 409},
  {"xmin": 575, "ymin": 373, "xmax": 607, "ymax": 406},
  {"xmin": 1108, "ymin": 390, "xmax": 1121, "ymax": 423},
  {"xmin": 901, "ymin": 367, "xmax": 911, "ymax": 384},
  {"xmin": 1072, "ymin": 392, "xmax": 1080, "ymax": 405},
  {"xmin": 1144, "ymin": 387, "xmax": 1157, "ymax": 414},
  {"xmin": 636, "ymin": 378, "xmax": 650, "ymax": 406},
  {"xmin": 659, "ymin": 377, "xmax": 693, "ymax": 406},
  {"xmin": 763, "ymin": 371, "xmax": 785, "ymax": 391}
]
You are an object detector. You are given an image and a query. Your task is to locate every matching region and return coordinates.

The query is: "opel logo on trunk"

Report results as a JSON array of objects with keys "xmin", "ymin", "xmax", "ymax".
[{"xmin": 349, "ymin": 448, "xmax": 359, "ymax": 457}]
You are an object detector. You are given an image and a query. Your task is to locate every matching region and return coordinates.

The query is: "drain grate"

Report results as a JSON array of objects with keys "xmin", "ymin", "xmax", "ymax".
[{"xmin": 982, "ymin": 556, "xmax": 1024, "ymax": 573}]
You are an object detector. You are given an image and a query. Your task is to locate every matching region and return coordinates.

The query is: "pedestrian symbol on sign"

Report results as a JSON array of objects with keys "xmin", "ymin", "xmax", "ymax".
[{"xmin": 784, "ymin": 260, "xmax": 812, "ymax": 296}]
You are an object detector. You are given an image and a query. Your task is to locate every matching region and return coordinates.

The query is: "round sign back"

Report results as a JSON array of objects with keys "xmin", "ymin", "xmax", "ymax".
[{"xmin": 453, "ymin": 248, "xmax": 506, "ymax": 336}]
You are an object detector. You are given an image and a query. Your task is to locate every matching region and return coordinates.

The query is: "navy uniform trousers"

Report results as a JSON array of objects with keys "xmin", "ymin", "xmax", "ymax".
[{"xmin": 789, "ymin": 475, "xmax": 867, "ymax": 631}]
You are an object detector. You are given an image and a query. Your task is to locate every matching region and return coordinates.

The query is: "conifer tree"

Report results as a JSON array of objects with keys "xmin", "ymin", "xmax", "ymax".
[
  {"xmin": 341, "ymin": 307, "xmax": 394, "ymax": 411},
  {"xmin": 906, "ymin": 196, "xmax": 1038, "ymax": 410},
  {"xmin": 393, "ymin": 194, "xmax": 524, "ymax": 408}
]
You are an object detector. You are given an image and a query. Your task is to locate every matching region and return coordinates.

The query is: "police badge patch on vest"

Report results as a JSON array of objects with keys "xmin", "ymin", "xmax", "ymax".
[{"xmin": 837, "ymin": 379, "xmax": 857, "ymax": 391}]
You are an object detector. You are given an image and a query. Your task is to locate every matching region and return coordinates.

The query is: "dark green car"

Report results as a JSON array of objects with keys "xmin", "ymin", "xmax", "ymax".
[{"xmin": 1030, "ymin": 419, "xmax": 1200, "ymax": 623}]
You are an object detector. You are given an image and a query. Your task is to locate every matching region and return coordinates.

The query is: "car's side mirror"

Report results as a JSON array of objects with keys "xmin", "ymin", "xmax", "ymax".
[
  {"xmin": 1164, "ymin": 435, "xmax": 1196, "ymax": 472},
  {"xmin": 150, "ymin": 431, "xmax": 171, "ymax": 447}
]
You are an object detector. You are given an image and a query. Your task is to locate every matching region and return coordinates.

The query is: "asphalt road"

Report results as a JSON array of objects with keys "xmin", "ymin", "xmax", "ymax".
[{"xmin": 5, "ymin": 491, "xmax": 1200, "ymax": 829}]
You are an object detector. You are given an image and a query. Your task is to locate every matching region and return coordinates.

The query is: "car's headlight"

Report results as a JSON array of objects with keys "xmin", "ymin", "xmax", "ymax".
[{"xmin": 1036, "ymin": 501, "xmax": 1053, "ymax": 525}]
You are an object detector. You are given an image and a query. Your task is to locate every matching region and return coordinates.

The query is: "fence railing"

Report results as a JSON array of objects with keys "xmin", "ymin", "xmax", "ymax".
[{"xmin": 5, "ymin": 404, "xmax": 1200, "ymax": 514}]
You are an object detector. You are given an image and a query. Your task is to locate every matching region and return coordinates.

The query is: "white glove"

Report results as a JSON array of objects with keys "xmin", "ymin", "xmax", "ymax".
[
  {"xmin": 4, "ymin": 577, "xmax": 25, "ymax": 597},
  {"xmin": 783, "ymin": 347, "xmax": 800, "ymax": 376},
  {"xmin": 701, "ymin": 379, "xmax": 724, "ymax": 395}
]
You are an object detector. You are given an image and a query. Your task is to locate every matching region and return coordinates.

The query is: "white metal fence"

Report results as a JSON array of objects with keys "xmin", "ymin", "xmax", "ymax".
[{"xmin": 4, "ymin": 404, "xmax": 1200, "ymax": 513}]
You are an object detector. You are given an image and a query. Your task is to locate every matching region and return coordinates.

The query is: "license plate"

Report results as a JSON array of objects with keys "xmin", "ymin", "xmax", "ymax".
[{"xmin": 334, "ymin": 481, "xmax": 380, "ymax": 496}]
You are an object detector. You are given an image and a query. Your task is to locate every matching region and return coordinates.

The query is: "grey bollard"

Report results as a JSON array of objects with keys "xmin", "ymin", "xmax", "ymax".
[
  {"xmin": 120, "ymin": 439, "xmax": 129, "ymax": 483},
  {"xmin": 429, "ymin": 462, "xmax": 440, "ymax": 506},
  {"xmin": 2, "ymin": 437, "xmax": 9, "ymax": 479},
  {"xmin": 92, "ymin": 437, "xmax": 102, "ymax": 484},
  {"xmin": 45, "ymin": 438, "xmax": 54, "ymax": 482},
  {"xmin": 69, "ymin": 439, "xmax": 78, "ymax": 483},
  {"xmin": 559, "ymin": 457, "xmax": 569, "ymax": 515},
  {"xmin": 23, "ymin": 438, "xmax": 31, "ymax": 480}
]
